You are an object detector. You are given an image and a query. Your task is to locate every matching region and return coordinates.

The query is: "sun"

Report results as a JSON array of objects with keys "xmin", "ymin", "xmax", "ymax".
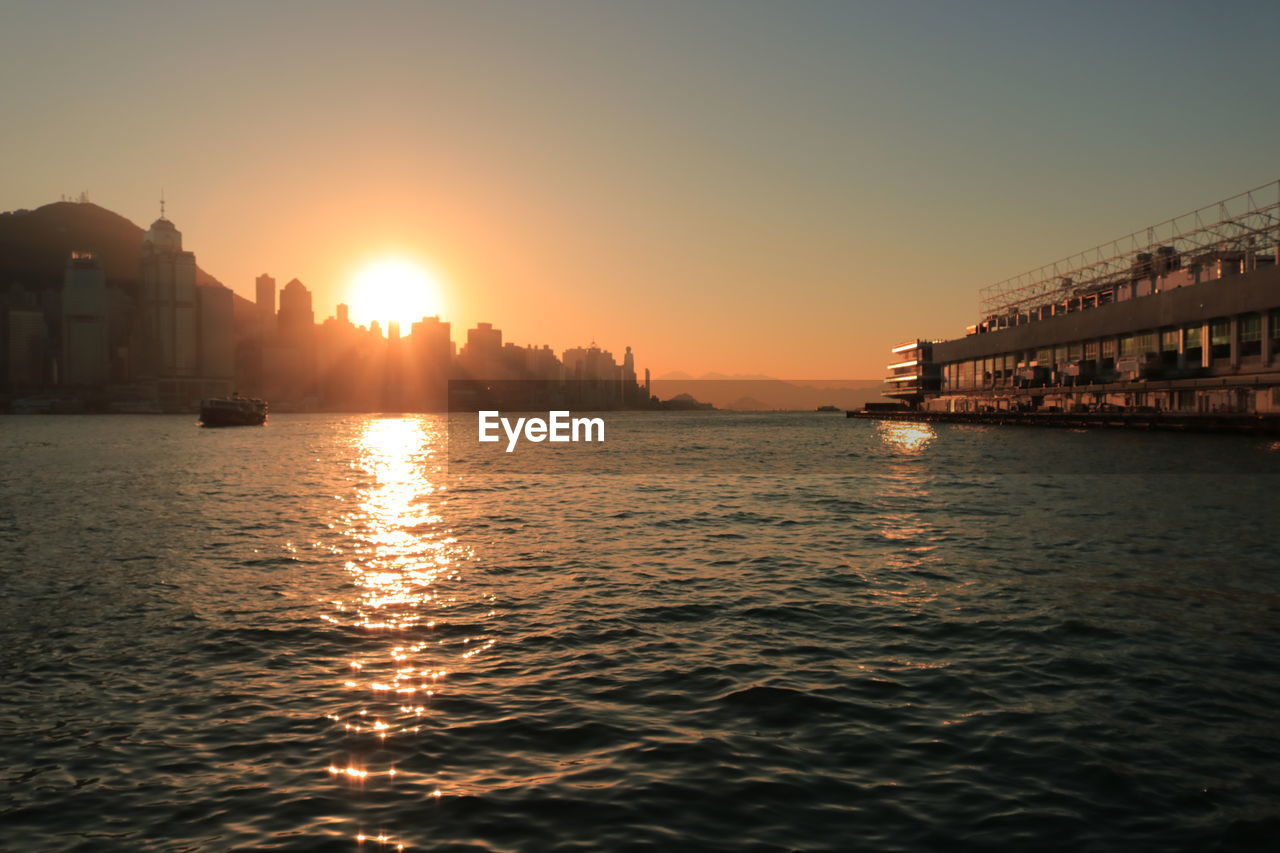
[{"xmin": 348, "ymin": 258, "xmax": 444, "ymax": 334}]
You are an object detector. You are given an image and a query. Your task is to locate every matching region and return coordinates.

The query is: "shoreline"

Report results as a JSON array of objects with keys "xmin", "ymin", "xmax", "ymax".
[{"xmin": 847, "ymin": 408, "xmax": 1280, "ymax": 436}]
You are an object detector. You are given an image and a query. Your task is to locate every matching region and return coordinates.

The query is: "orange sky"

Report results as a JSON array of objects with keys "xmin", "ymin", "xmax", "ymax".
[{"xmin": 2, "ymin": 2, "xmax": 1278, "ymax": 377}]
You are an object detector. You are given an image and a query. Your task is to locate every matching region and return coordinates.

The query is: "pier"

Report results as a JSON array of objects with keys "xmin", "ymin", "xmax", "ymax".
[{"xmin": 847, "ymin": 408, "xmax": 1280, "ymax": 436}]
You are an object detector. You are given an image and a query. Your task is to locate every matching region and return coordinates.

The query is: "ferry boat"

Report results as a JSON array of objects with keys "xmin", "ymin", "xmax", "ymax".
[{"xmin": 199, "ymin": 394, "xmax": 267, "ymax": 427}]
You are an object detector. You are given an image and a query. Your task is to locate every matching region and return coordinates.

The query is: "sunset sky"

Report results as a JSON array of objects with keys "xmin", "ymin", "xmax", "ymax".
[{"xmin": 2, "ymin": 0, "xmax": 1277, "ymax": 378}]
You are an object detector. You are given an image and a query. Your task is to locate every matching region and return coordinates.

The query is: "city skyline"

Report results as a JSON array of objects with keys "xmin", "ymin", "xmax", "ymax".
[
  {"xmin": 1, "ymin": 194, "xmax": 902, "ymax": 413},
  {"xmin": 3, "ymin": 1, "xmax": 1279, "ymax": 378},
  {"xmin": 1, "ymin": 198, "xmax": 664, "ymax": 413}
]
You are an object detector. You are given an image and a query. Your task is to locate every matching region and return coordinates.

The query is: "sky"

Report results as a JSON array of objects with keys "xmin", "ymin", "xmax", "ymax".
[{"xmin": 1, "ymin": 0, "xmax": 1278, "ymax": 378}]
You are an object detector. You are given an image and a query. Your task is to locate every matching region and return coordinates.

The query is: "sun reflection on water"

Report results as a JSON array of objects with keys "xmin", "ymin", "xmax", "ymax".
[
  {"xmin": 872, "ymin": 419, "xmax": 943, "ymax": 585},
  {"xmin": 876, "ymin": 420, "xmax": 936, "ymax": 454},
  {"xmin": 318, "ymin": 417, "xmax": 482, "ymax": 849}
]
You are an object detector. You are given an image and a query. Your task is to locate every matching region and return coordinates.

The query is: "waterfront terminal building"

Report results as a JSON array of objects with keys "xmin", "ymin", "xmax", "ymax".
[{"xmin": 886, "ymin": 181, "xmax": 1280, "ymax": 415}]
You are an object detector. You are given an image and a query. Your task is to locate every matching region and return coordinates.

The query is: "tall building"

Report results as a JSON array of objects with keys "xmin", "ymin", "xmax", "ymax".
[
  {"xmin": 265, "ymin": 277, "xmax": 317, "ymax": 406},
  {"xmin": 522, "ymin": 344, "xmax": 561, "ymax": 381},
  {"xmin": 197, "ymin": 284, "xmax": 235, "ymax": 396},
  {"xmin": 562, "ymin": 343, "xmax": 625, "ymax": 408},
  {"xmin": 277, "ymin": 278, "xmax": 314, "ymax": 343},
  {"xmin": 60, "ymin": 252, "xmax": 108, "ymax": 387},
  {"xmin": 255, "ymin": 274, "xmax": 276, "ymax": 338},
  {"xmin": 315, "ymin": 303, "xmax": 369, "ymax": 411},
  {"xmin": 139, "ymin": 207, "xmax": 201, "ymax": 409},
  {"xmin": 562, "ymin": 343, "xmax": 618, "ymax": 382},
  {"xmin": 406, "ymin": 315, "xmax": 452, "ymax": 410},
  {"xmin": 410, "ymin": 316, "xmax": 451, "ymax": 368},
  {"xmin": 460, "ymin": 322, "xmax": 503, "ymax": 378},
  {"xmin": 5, "ymin": 308, "xmax": 48, "ymax": 390},
  {"xmin": 623, "ymin": 346, "xmax": 636, "ymax": 383},
  {"xmin": 140, "ymin": 210, "xmax": 198, "ymax": 378}
]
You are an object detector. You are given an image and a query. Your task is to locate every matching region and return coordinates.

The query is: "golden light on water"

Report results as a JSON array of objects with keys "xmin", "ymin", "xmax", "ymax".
[
  {"xmin": 877, "ymin": 421, "xmax": 936, "ymax": 454},
  {"xmin": 348, "ymin": 258, "xmax": 445, "ymax": 332},
  {"xmin": 871, "ymin": 420, "xmax": 945, "ymax": 592},
  {"xmin": 318, "ymin": 417, "xmax": 482, "ymax": 846}
]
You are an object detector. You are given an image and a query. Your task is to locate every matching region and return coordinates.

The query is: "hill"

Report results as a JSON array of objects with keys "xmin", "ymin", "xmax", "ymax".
[
  {"xmin": 0, "ymin": 200, "xmax": 228, "ymax": 292},
  {"xmin": 650, "ymin": 378, "xmax": 886, "ymax": 410}
]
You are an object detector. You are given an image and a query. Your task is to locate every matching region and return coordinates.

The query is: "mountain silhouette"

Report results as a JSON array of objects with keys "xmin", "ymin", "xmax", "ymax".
[
  {"xmin": 0, "ymin": 201, "xmax": 229, "ymax": 292},
  {"xmin": 649, "ymin": 378, "xmax": 885, "ymax": 410}
]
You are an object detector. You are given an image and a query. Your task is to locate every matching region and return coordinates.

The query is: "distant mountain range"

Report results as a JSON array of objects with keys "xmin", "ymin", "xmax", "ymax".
[
  {"xmin": 0, "ymin": 201, "xmax": 233, "ymax": 294},
  {"xmin": 650, "ymin": 377, "xmax": 886, "ymax": 410},
  {"xmin": 657, "ymin": 371, "xmax": 778, "ymax": 381}
]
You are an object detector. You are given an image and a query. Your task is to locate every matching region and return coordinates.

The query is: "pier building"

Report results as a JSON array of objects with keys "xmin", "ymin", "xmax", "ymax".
[{"xmin": 885, "ymin": 181, "xmax": 1280, "ymax": 415}]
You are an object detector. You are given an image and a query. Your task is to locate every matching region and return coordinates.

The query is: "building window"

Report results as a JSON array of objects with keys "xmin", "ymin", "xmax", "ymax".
[
  {"xmin": 1083, "ymin": 341, "xmax": 1099, "ymax": 360},
  {"xmin": 1119, "ymin": 335, "xmax": 1136, "ymax": 357},
  {"xmin": 1135, "ymin": 332, "xmax": 1155, "ymax": 355},
  {"xmin": 1210, "ymin": 321, "xmax": 1231, "ymax": 346},
  {"xmin": 1185, "ymin": 326, "xmax": 1202, "ymax": 348},
  {"xmin": 1160, "ymin": 330, "xmax": 1179, "ymax": 351},
  {"xmin": 1239, "ymin": 314, "xmax": 1261, "ymax": 357},
  {"xmin": 1210, "ymin": 320, "xmax": 1231, "ymax": 359}
]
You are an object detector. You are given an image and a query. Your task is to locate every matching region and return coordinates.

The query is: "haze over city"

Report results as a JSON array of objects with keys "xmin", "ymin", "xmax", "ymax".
[{"xmin": 2, "ymin": 0, "xmax": 1278, "ymax": 377}]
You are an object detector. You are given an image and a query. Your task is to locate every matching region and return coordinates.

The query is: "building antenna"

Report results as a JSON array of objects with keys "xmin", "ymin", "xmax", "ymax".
[{"xmin": 160, "ymin": 189, "xmax": 166, "ymax": 219}]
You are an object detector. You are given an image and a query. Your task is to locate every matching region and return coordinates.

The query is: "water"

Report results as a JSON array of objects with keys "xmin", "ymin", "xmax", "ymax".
[{"xmin": 2, "ymin": 413, "xmax": 1279, "ymax": 851}]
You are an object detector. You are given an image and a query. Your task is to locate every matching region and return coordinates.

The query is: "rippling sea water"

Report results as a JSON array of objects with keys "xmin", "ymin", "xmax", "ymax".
[{"xmin": 2, "ymin": 413, "xmax": 1279, "ymax": 851}]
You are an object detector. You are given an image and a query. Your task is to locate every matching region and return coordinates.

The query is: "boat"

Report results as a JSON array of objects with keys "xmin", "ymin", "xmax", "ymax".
[
  {"xmin": 199, "ymin": 394, "xmax": 267, "ymax": 427},
  {"xmin": 815, "ymin": 405, "xmax": 842, "ymax": 412}
]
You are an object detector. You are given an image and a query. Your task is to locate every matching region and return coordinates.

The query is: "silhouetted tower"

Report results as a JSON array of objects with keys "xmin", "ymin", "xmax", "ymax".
[
  {"xmin": 277, "ymin": 279, "xmax": 314, "ymax": 343},
  {"xmin": 140, "ymin": 205, "xmax": 197, "ymax": 378},
  {"xmin": 462, "ymin": 322, "xmax": 503, "ymax": 378},
  {"xmin": 60, "ymin": 252, "xmax": 108, "ymax": 386},
  {"xmin": 255, "ymin": 274, "xmax": 276, "ymax": 338}
]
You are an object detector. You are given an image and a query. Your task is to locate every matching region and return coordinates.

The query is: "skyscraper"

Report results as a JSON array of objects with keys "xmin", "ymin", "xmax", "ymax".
[
  {"xmin": 140, "ymin": 209, "xmax": 198, "ymax": 379},
  {"xmin": 139, "ymin": 206, "xmax": 200, "ymax": 409},
  {"xmin": 460, "ymin": 322, "xmax": 503, "ymax": 378},
  {"xmin": 60, "ymin": 252, "xmax": 108, "ymax": 387},
  {"xmin": 197, "ymin": 284, "xmax": 235, "ymax": 395},
  {"xmin": 255, "ymin": 274, "xmax": 276, "ymax": 339},
  {"xmin": 278, "ymin": 278, "xmax": 314, "ymax": 344},
  {"xmin": 623, "ymin": 346, "xmax": 636, "ymax": 383},
  {"xmin": 266, "ymin": 278, "xmax": 317, "ymax": 406}
]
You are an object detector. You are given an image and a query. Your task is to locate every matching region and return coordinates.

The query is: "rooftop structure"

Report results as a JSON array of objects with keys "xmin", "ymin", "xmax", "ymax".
[{"xmin": 977, "ymin": 180, "xmax": 1280, "ymax": 325}]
